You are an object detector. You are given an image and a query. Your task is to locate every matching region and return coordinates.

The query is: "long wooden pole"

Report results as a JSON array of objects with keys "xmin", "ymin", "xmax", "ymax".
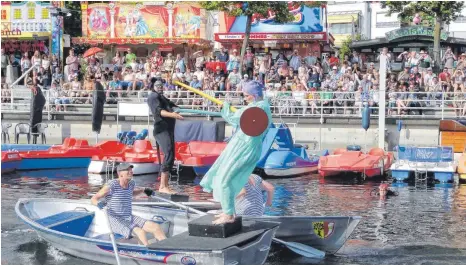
[{"xmin": 173, "ymin": 81, "xmax": 237, "ymax": 112}]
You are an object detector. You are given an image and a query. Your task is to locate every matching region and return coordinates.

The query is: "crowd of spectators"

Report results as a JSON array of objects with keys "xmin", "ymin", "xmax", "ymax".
[{"xmin": 1, "ymin": 45, "xmax": 465, "ymax": 117}]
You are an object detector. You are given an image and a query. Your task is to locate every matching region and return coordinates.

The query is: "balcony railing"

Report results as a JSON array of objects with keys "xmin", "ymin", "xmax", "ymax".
[{"xmin": 1, "ymin": 89, "xmax": 464, "ymax": 120}]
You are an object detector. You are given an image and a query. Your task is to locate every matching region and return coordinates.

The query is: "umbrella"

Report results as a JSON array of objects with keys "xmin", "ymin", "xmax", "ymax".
[{"xmin": 83, "ymin": 47, "xmax": 104, "ymax": 58}]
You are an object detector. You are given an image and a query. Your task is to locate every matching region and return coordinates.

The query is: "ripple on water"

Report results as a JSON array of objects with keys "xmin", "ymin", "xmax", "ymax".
[{"xmin": 2, "ymin": 170, "xmax": 466, "ymax": 265}]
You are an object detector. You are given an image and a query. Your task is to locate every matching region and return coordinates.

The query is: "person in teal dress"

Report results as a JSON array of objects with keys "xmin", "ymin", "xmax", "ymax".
[{"xmin": 200, "ymin": 80, "xmax": 272, "ymax": 224}]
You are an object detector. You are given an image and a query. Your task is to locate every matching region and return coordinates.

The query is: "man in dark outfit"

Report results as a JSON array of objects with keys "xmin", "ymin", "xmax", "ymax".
[{"xmin": 147, "ymin": 81, "xmax": 183, "ymax": 194}]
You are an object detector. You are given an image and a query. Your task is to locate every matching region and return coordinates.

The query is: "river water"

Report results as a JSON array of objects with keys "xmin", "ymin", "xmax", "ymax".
[{"xmin": 2, "ymin": 169, "xmax": 466, "ymax": 265}]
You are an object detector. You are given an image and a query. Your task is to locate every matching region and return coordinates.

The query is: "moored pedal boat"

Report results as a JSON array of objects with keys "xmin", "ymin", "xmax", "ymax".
[
  {"xmin": 1, "ymin": 151, "xmax": 22, "ymax": 174},
  {"xmin": 318, "ymin": 146, "xmax": 393, "ymax": 178},
  {"xmin": 89, "ymin": 140, "xmax": 160, "ymax": 175},
  {"xmin": 16, "ymin": 198, "xmax": 278, "ymax": 265},
  {"xmin": 390, "ymin": 146, "xmax": 456, "ymax": 183},
  {"xmin": 18, "ymin": 138, "xmax": 99, "ymax": 170}
]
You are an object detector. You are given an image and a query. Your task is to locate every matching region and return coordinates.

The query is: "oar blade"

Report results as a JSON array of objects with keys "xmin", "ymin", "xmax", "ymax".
[{"xmin": 273, "ymin": 238, "xmax": 325, "ymax": 259}]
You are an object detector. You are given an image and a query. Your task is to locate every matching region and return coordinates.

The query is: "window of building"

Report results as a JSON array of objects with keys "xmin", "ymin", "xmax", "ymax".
[
  {"xmin": 41, "ymin": 8, "xmax": 49, "ymax": 19},
  {"xmin": 329, "ymin": 23, "xmax": 353, "ymax": 34},
  {"xmin": 13, "ymin": 9, "xmax": 21, "ymax": 19},
  {"xmin": 27, "ymin": 1, "xmax": 35, "ymax": 19}
]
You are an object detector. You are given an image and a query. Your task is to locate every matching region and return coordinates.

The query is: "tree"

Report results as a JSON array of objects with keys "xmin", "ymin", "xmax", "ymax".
[
  {"xmin": 200, "ymin": 1, "xmax": 323, "ymax": 74},
  {"xmin": 382, "ymin": 1, "xmax": 464, "ymax": 70},
  {"xmin": 63, "ymin": 1, "xmax": 82, "ymax": 37},
  {"xmin": 339, "ymin": 34, "xmax": 361, "ymax": 62}
]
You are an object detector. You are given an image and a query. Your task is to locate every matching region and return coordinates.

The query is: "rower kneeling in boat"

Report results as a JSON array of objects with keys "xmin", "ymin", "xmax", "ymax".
[{"xmin": 91, "ymin": 163, "xmax": 167, "ymax": 245}]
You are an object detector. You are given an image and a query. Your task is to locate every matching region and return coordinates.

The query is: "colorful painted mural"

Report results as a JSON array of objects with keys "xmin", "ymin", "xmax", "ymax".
[
  {"xmin": 173, "ymin": 4, "xmax": 201, "ymax": 38},
  {"xmin": 114, "ymin": 3, "xmax": 168, "ymax": 38},
  {"xmin": 228, "ymin": 5, "xmax": 322, "ymax": 33}
]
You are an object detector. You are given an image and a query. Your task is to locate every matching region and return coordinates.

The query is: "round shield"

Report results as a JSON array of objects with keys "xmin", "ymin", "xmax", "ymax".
[{"xmin": 240, "ymin": 107, "xmax": 269, "ymax": 137}]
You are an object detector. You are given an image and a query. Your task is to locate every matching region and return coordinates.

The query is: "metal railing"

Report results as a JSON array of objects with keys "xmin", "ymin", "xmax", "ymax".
[{"xmin": 1, "ymin": 89, "xmax": 465, "ymax": 119}]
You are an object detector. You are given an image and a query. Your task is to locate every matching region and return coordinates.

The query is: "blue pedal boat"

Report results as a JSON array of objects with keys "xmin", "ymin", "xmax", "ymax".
[
  {"xmin": 256, "ymin": 124, "xmax": 329, "ymax": 178},
  {"xmin": 390, "ymin": 146, "xmax": 457, "ymax": 183}
]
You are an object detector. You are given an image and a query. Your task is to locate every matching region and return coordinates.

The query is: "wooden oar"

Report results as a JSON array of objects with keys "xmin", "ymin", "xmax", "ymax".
[
  {"xmin": 272, "ymin": 238, "xmax": 325, "ymax": 259},
  {"xmin": 102, "ymin": 208, "xmax": 122, "ymax": 265},
  {"xmin": 173, "ymin": 81, "xmax": 269, "ymax": 137},
  {"xmin": 149, "ymin": 194, "xmax": 325, "ymax": 259}
]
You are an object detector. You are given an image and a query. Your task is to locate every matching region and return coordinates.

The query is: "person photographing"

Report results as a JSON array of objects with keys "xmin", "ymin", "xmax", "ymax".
[
  {"xmin": 91, "ymin": 163, "xmax": 167, "ymax": 246},
  {"xmin": 147, "ymin": 80, "xmax": 183, "ymax": 194}
]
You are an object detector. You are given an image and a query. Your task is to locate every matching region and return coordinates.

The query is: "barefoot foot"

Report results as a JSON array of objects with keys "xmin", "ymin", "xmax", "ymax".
[
  {"xmin": 212, "ymin": 213, "xmax": 235, "ymax": 225},
  {"xmin": 158, "ymin": 187, "xmax": 177, "ymax": 194}
]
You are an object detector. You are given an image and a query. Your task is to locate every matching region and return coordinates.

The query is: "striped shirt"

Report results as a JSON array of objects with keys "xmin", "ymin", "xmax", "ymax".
[
  {"xmin": 235, "ymin": 175, "xmax": 265, "ymax": 216},
  {"xmin": 105, "ymin": 179, "xmax": 135, "ymax": 217}
]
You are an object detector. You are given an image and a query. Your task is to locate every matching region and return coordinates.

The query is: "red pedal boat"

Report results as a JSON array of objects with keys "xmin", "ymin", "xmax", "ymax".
[
  {"xmin": 88, "ymin": 140, "xmax": 163, "ymax": 175},
  {"xmin": 175, "ymin": 141, "xmax": 227, "ymax": 176},
  {"xmin": 318, "ymin": 147, "xmax": 394, "ymax": 178},
  {"xmin": 18, "ymin": 138, "xmax": 101, "ymax": 171},
  {"xmin": 2, "ymin": 151, "xmax": 22, "ymax": 174}
]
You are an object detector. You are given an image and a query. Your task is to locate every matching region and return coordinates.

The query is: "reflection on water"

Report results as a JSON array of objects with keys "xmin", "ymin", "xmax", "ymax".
[{"xmin": 2, "ymin": 169, "xmax": 466, "ymax": 265}]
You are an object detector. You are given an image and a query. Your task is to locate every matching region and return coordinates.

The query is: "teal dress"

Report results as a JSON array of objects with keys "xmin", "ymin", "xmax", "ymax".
[{"xmin": 200, "ymin": 100, "xmax": 272, "ymax": 215}]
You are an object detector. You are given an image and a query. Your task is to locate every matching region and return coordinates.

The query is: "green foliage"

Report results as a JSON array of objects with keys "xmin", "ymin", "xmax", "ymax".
[
  {"xmin": 63, "ymin": 1, "xmax": 82, "ymax": 37},
  {"xmin": 339, "ymin": 34, "xmax": 361, "ymax": 62},
  {"xmin": 381, "ymin": 1, "xmax": 464, "ymax": 24}
]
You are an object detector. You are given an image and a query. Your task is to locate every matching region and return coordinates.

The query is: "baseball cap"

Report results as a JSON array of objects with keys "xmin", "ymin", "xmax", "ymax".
[{"xmin": 117, "ymin": 163, "xmax": 133, "ymax": 172}]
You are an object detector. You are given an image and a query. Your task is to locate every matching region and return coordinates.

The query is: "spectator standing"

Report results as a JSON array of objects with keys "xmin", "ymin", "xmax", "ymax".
[
  {"xmin": 305, "ymin": 51, "xmax": 318, "ymax": 67},
  {"xmin": 175, "ymin": 54, "xmax": 186, "ymax": 73},
  {"xmin": 442, "ymin": 47, "xmax": 456, "ymax": 74},
  {"xmin": 217, "ymin": 48, "xmax": 229, "ymax": 63},
  {"xmin": 125, "ymin": 48, "xmax": 137, "ymax": 70},
  {"xmin": 289, "ymin": 49, "xmax": 301, "ymax": 73},
  {"xmin": 66, "ymin": 50, "xmax": 79, "ymax": 82},
  {"xmin": 244, "ymin": 47, "xmax": 255, "ymax": 78},
  {"xmin": 1, "ymin": 48, "xmax": 10, "ymax": 79},
  {"xmin": 418, "ymin": 50, "xmax": 432, "ymax": 73}
]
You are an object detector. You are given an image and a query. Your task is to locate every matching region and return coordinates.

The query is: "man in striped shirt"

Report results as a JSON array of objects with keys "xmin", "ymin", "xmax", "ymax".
[
  {"xmin": 91, "ymin": 163, "xmax": 167, "ymax": 246},
  {"xmin": 235, "ymin": 174, "xmax": 275, "ymax": 216}
]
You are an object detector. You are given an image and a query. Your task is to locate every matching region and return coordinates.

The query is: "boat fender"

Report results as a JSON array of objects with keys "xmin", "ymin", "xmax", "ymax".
[
  {"xmin": 397, "ymin": 120, "xmax": 403, "ymax": 132},
  {"xmin": 362, "ymin": 104, "xmax": 370, "ymax": 131}
]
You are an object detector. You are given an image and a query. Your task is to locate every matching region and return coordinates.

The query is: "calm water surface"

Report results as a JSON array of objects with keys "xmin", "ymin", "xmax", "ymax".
[{"xmin": 2, "ymin": 169, "xmax": 466, "ymax": 265}]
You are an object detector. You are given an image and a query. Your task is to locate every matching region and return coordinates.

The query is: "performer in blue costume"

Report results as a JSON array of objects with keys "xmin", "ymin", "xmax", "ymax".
[{"xmin": 200, "ymin": 81, "xmax": 272, "ymax": 224}]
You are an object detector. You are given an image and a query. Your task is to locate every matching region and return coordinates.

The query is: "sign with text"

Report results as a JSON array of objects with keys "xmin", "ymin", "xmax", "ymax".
[
  {"xmin": 215, "ymin": 32, "xmax": 326, "ymax": 42},
  {"xmin": 385, "ymin": 26, "xmax": 449, "ymax": 42}
]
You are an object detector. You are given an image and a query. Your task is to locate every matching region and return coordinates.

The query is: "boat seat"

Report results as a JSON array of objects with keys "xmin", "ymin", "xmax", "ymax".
[
  {"xmin": 333, "ymin": 148, "xmax": 347, "ymax": 155},
  {"xmin": 187, "ymin": 142, "xmax": 226, "ymax": 156},
  {"xmin": 92, "ymin": 218, "xmax": 171, "ymax": 242},
  {"xmin": 133, "ymin": 140, "xmax": 153, "ymax": 153},
  {"xmin": 368, "ymin": 148, "xmax": 385, "ymax": 156},
  {"xmin": 35, "ymin": 210, "xmax": 95, "ymax": 237},
  {"xmin": 73, "ymin": 139, "xmax": 90, "ymax": 148}
]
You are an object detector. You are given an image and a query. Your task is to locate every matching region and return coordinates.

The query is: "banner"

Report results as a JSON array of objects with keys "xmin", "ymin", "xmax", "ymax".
[
  {"xmin": 229, "ymin": 6, "xmax": 322, "ymax": 33},
  {"xmin": 173, "ymin": 4, "xmax": 201, "ymax": 38},
  {"xmin": 51, "ymin": 15, "xmax": 63, "ymax": 59}
]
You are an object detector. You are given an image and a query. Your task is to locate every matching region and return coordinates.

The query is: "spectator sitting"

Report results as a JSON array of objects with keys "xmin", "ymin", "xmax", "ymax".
[
  {"xmin": 189, "ymin": 75, "xmax": 202, "ymax": 89},
  {"xmin": 107, "ymin": 75, "xmax": 122, "ymax": 99},
  {"xmin": 226, "ymin": 67, "xmax": 241, "ymax": 91},
  {"xmin": 453, "ymin": 85, "xmax": 465, "ymax": 117},
  {"xmin": 452, "ymin": 69, "xmax": 465, "ymax": 91},
  {"xmin": 306, "ymin": 87, "xmax": 319, "ymax": 114},
  {"xmin": 423, "ymin": 68, "xmax": 434, "ymax": 87},
  {"xmin": 320, "ymin": 86, "xmax": 333, "ymax": 113},
  {"xmin": 388, "ymin": 87, "xmax": 397, "ymax": 115},
  {"xmin": 308, "ymin": 67, "xmax": 320, "ymax": 89},
  {"xmin": 439, "ymin": 67, "xmax": 451, "ymax": 92},
  {"xmin": 334, "ymin": 86, "xmax": 346, "ymax": 114},
  {"xmin": 407, "ymin": 84, "xmax": 422, "ymax": 115},
  {"xmin": 292, "ymin": 83, "xmax": 307, "ymax": 115},
  {"xmin": 398, "ymin": 66, "xmax": 410, "ymax": 83},
  {"xmin": 396, "ymin": 84, "xmax": 409, "ymax": 115}
]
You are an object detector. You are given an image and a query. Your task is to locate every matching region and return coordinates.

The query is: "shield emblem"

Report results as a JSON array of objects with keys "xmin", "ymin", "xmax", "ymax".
[{"xmin": 312, "ymin": 221, "xmax": 335, "ymax": 239}]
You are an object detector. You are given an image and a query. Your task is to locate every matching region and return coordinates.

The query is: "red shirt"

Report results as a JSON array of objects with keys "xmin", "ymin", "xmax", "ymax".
[
  {"xmin": 329, "ymin": 56, "xmax": 339, "ymax": 67},
  {"xmin": 439, "ymin": 72, "xmax": 450, "ymax": 82}
]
